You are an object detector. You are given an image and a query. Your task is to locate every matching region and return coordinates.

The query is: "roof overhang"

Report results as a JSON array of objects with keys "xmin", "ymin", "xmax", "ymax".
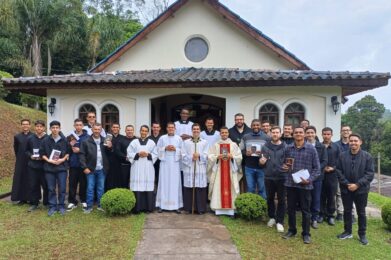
[{"xmin": 3, "ymin": 68, "xmax": 389, "ymax": 97}]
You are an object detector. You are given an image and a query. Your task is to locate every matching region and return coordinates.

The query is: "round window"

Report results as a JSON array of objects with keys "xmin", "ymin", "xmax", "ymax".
[{"xmin": 184, "ymin": 37, "xmax": 209, "ymax": 62}]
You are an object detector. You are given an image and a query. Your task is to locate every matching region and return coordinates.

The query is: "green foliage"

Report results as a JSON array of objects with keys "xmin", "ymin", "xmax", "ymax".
[
  {"xmin": 371, "ymin": 120, "xmax": 391, "ymax": 174},
  {"xmin": 0, "ymin": 70, "xmax": 12, "ymax": 99},
  {"xmin": 100, "ymin": 188, "xmax": 136, "ymax": 216},
  {"xmin": 234, "ymin": 193, "xmax": 267, "ymax": 220},
  {"xmin": 342, "ymin": 95, "xmax": 385, "ymax": 151},
  {"xmin": 381, "ymin": 202, "xmax": 391, "ymax": 230}
]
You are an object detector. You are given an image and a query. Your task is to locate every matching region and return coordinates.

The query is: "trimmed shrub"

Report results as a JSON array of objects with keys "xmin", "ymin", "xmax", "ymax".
[
  {"xmin": 100, "ymin": 188, "xmax": 136, "ymax": 216},
  {"xmin": 381, "ymin": 202, "xmax": 391, "ymax": 230},
  {"xmin": 235, "ymin": 193, "xmax": 267, "ymax": 220}
]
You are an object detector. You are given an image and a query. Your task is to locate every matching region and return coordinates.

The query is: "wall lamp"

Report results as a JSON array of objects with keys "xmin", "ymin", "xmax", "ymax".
[
  {"xmin": 331, "ymin": 96, "xmax": 340, "ymax": 114},
  {"xmin": 48, "ymin": 98, "xmax": 56, "ymax": 116}
]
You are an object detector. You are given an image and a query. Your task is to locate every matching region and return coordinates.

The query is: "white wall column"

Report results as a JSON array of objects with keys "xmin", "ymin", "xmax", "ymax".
[
  {"xmin": 324, "ymin": 94, "xmax": 341, "ymax": 141},
  {"xmin": 225, "ymin": 95, "xmax": 241, "ymax": 128},
  {"xmin": 135, "ymin": 95, "xmax": 151, "ymax": 131}
]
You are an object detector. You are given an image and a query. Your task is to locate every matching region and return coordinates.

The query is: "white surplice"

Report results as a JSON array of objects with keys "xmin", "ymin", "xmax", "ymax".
[
  {"xmin": 127, "ymin": 138, "xmax": 157, "ymax": 192},
  {"xmin": 208, "ymin": 138, "xmax": 242, "ymax": 215},
  {"xmin": 155, "ymin": 134, "xmax": 183, "ymax": 210},
  {"xmin": 181, "ymin": 138, "xmax": 209, "ymax": 188},
  {"xmin": 174, "ymin": 120, "xmax": 193, "ymax": 137}
]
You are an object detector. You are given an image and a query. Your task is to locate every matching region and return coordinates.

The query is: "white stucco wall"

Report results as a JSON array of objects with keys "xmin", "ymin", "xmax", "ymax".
[
  {"xmin": 104, "ymin": 0, "xmax": 294, "ymax": 71},
  {"xmin": 47, "ymin": 86, "xmax": 341, "ymax": 140}
]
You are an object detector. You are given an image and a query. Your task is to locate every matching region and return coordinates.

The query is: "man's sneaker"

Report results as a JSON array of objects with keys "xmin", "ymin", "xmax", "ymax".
[
  {"xmin": 67, "ymin": 203, "xmax": 77, "ymax": 212},
  {"xmin": 359, "ymin": 235, "xmax": 368, "ymax": 245},
  {"xmin": 318, "ymin": 216, "xmax": 324, "ymax": 223},
  {"xmin": 328, "ymin": 217, "xmax": 335, "ymax": 226},
  {"xmin": 27, "ymin": 205, "xmax": 38, "ymax": 212},
  {"xmin": 303, "ymin": 235, "xmax": 311, "ymax": 244},
  {"xmin": 337, "ymin": 232, "xmax": 353, "ymax": 240},
  {"xmin": 336, "ymin": 213, "xmax": 343, "ymax": 221},
  {"xmin": 48, "ymin": 208, "xmax": 57, "ymax": 217},
  {"xmin": 59, "ymin": 208, "xmax": 66, "ymax": 216},
  {"xmin": 81, "ymin": 202, "xmax": 87, "ymax": 210},
  {"xmin": 97, "ymin": 207, "xmax": 104, "ymax": 212},
  {"xmin": 276, "ymin": 223, "xmax": 284, "ymax": 233},
  {"xmin": 267, "ymin": 218, "xmax": 276, "ymax": 227},
  {"xmin": 83, "ymin": 208, "xmax": 93, "ymax": 214},
  {"xmin": 311, "ymin": 220, "xmax": 318, "ymax": 229}
]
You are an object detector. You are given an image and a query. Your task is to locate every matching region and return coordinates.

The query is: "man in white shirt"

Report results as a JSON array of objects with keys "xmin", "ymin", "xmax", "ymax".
[
  {"xmin": 200, "ymin": 117, "xmax": 220, "ymax": 147},
  {"xmin": 174, "ymin": 108, "xmax": 193, "ymax": 141}
]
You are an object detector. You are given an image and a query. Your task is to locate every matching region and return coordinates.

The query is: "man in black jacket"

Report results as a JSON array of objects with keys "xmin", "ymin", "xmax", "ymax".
[
  {"xmin": 79, "ymin": 123, "xmax": 112, "ymax": 213},
  {"xmin": 260, "ymin": 126, "xmax": 286, "ymax": 233},
  {"xmin": 26, "ymin": 120, "xmax": 48, "ymax": 212},
  {"xmin": 40, "ymin": 121, "xmax": 70, "ymax": 216},
  {"xmin": 336, "ymin": 133, "xmax": 374, "ymax": 245}
]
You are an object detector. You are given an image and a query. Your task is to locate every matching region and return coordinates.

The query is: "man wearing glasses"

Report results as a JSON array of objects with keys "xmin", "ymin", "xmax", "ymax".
[{"xmin": 83, "ymin": 112, "xmax": 106, "ymax": 137}]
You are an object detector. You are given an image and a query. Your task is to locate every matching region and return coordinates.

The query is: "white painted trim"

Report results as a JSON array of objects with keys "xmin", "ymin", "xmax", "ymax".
[
  {"xmin": 254, "ymin": 99, "xmax": 283, "ymax": 126},
  {"xmin": 282, "ymin": 98, "xmax": 309, "ymax": 121},
  {"xmin": 99, "ymin": 100, "xmax": 123, "ymax": 124},
  {"xmin": 74, "ymin": 101, "xmax": 99, "ymax": 121}
]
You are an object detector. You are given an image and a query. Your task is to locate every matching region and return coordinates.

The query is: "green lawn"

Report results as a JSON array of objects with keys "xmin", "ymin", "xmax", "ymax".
[
  {"xmin": 0, "ymin": 175, "xmax": 12, "ymax": 194},
  {"xmin": 222, "ymin": 216, "xmax": 391, "ymax": 259},
  {"xmin": 0, "ymin": 201, "xmax": 145, "ymax": 259},
  {"xmin": 369, "ymin": 192, "xmax": 391, "ymax": 208}
]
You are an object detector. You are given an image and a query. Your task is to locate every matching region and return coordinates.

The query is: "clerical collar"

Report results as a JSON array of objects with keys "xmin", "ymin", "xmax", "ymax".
[
  {"xmin": 205, "ymin": 130, "xmax": 215, "ymax": 135},
  {"xmin": 192, "ymin": 137, "xmax": 200, "ymax": 143},
  {"xmin": 139, "ymin": 138, "xmax": 148, "ymax": 145},
  {"xmin": 179, "ymin": 120, "xmax": 190, "ymax": 124}
]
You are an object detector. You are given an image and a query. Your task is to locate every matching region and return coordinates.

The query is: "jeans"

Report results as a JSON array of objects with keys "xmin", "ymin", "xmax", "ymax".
[
  {"xmin": 68, "ymin": 167, "xmax": 87, "ymax": 204},
  {"xmin": 245, "ymin": 166, "xmax": 267, "ymax": 199},
  {"xmin": 86, "ymin": 169, "xmax": 106, "ymax": 209},
  {"xmin": 286, "ymin": 187, "xmax": 311, "ymax": 237},
  {"xmin": 45, "ymin": 171, "xmax": 67, "ymax": 210},
  {"xmin": 341, "ymin": 192, "xmax": 368, "ymax": 236},
  {"xmin": 265, "ymin": 179, "xmax": 286, "ymax": 224},
  {"xmin": 311, "ymin": 180, "xmax": 322, "ymax": 221}
]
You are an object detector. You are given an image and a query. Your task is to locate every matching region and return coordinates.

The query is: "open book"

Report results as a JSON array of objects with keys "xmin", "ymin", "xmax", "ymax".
[{"xmin": 292, "ymin": 169, "xmax": 310, "ymax": 184}]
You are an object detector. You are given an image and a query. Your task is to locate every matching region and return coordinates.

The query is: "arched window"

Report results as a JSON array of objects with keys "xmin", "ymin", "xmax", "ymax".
[
  {"xmin": 101, "ymin": 104, "xmax": 119, "ymax": 133},
  {"xmin": 284, "ymin": 102, "xmax": 305, "ymax": 126},
  {"xmin": 79, "ymin": 104, "xmax": 96, "ymax": 124},
  {"xmin": 259, "ymin": 103, "xmax": 279, "ymax": 126}
]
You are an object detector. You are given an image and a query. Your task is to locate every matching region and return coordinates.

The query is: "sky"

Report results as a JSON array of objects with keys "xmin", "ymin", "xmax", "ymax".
[{"xmin": 216, "ymin": 0, "xmax": 391, "ymax": 112}]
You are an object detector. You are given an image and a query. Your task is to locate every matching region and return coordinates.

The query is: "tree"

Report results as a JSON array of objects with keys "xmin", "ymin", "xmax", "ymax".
[
  {"xmin": 371, "ymin": 120, "xmax": 391, "ymax": 174},
  {"xmin": 0, "ymin": 70, "xmax": 12, "ymax": 99},
  {"xmin": 135, "ymin": 0, "xmax": 172, "ymax": 23},
  {"xmin": 342, "ymin": 95, "xmax": 385, "ymax": 151}
]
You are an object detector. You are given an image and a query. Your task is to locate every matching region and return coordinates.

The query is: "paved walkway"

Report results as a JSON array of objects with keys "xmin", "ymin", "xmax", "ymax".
[{"xmin": 134, "ymin": 212, "xmax": 241, "ymax": 260}]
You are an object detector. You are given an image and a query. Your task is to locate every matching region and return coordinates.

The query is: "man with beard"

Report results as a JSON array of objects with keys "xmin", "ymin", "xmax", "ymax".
[
  {"xmin": 116, "ymin": 125, "xmax": 137, "ymax": 188},
  {"xmin": 208, "ymin": 126, "xmax": 242, "ymax": 217},
  {"xmin": 11, "ymin": 119, "xmax": 33, "ymax": 204},
  {"xmin": 26, "ymin": 120, "xmax": 48, "ymax": 211},
  {"xmin": 105, "ymin": 123, "xmax": 122, "ymax": 190},
  {"xmin": 200, "ymin": 117, "xmax": 220, "ymax": 147}
]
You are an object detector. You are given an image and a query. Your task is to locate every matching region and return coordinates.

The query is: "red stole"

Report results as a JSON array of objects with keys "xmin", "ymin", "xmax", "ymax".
[{"xmin": 220, "ymin": 143, "xmax": 232, "ymax": 208}]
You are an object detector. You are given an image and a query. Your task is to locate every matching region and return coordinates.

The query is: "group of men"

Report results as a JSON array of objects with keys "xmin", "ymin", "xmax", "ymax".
[{"xmin": 11, "ymin": 108, "xmax": 374, "ymax": 246}]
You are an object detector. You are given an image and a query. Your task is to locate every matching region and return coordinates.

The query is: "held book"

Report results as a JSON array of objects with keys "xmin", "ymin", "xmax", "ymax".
[
  {"xmin": 292, "ymin": 169, "xmax": 310, "ymax": 184},
  {"xmin": 49, "ymin": 149, "xmax": 61, "ymax": 161}
]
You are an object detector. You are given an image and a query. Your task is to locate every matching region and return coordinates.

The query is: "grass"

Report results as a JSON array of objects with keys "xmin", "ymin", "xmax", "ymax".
[
  {"xmin": 221, "ymin": 216, "xmax": 391, "ymax": 260},
  {"xmin": 369, "ymin": 192, "xmax": 391, "ymax": 208},
  {"xmin": 0, "ymin": 201, "xmax": 145, "ymax": 259},
  {"xmin": 0, "ymin": 175, "xmax": 12, "ymax": 194}
]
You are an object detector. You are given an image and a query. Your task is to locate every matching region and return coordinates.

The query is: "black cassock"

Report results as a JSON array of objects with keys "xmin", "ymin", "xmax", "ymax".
[
  {"xmin": 105, "ymin": 134, "xmax": 123, "ymax": 191},
  {"xmin": 115, "ymin": 135, "xmax": 136, "ymax": 189},
  {"xmin": 11, "ymin": 131, "xmax": 33, "ymax": 202}
]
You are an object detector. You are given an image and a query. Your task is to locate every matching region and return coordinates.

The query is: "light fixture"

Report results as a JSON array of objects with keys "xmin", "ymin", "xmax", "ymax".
[
  {"xmin": 48, "ymin": 98, "xmax": 56, "ymax": 116},
  {"xmin": 331, "ymin": 96, "xmax": 340, "ymax": 114}
]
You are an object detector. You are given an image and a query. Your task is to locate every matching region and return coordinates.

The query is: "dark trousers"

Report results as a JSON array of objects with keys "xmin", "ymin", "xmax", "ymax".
[
  {"xmin": 311, "ymin": 180, "xmax": 322, "ymax": 221},
  {"xmin": 45, "ymin": 171, "xmax": 67, "ymax": 210},
  {"xmin": 341, "ymin": 191, "xmax": 368, "ymax": 236},
  {"xmin": 183, "ymin": 187, "xmax": 207, "ymax": 213},
  {"xmin": 320, "ymin": 174, "xmax": 338, "ymax": 218},
  {"xmin": 265, "ymin": 179, "xmax": 286, "ymax": 224},
  {"xmin": 287, "ymin": 187, "xmax": 311, "ymax": 236},
  {"xmin": 120, "ymin": 164, "xmax": 131, "ymax": 189},
  {"xmin": 68, "ymin": 167, "xmax": 86, "ymax": 205},
  {"xmin": 28, "ymin": 167, "xmax": 48, "ymax": 206}
]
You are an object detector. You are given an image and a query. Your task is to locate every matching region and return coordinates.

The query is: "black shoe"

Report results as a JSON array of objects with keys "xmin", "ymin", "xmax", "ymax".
[
  {"xmin": 198, "ymin": 211, "xmax": 205, "ymax": 215},
  {"xmin": 311, "ymin": 221, "xmax": 318, "ymax": 229},
  {"xmin": 176, "ymin": 210, "xmax": 181, "ymax": 214},
  {"xmin": 303, "ymin": 235, "xmax": 311, "ymax": 244},
  {"xmin": 336, "ymin": 214, "xmax": 343, "ymax": 221},
  {"xmin": 27, "ymin": 205, "xmax": 38, "ymax": 212},
  {"xmin": 352, "ymin": 215, "xmax": 356, "ymax": 224},
  {"xmin": 282, "ymin": 231, "xmax": 296, "ymax": 239},
  {"xmin": 337, "ymin": 232, "xmax": 353, "ymax": 240},
  {"xmin": 318, "ymin": 216, "xmax": 324, "ymax": 223},
  {"xmin": 328, "ymin": 217, "xmax": 335, "ymax": 226},
  {"xmin": 359, "ymin": 235, "xmax": 368, "ymax": 245},
  {"xmin": 158, "ymin": 208, "xmax": 163, "ymax": 213}
]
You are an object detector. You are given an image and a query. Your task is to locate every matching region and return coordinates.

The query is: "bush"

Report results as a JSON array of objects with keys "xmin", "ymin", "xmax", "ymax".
[
  {"xmin": 235, "ymin": 193, "xmax": 267, "ymax": 220},
  {"xmin": 100, "ymin": 188, "xmax": 136, "ymax": 216},
  {"xmin": 382, "ymin": 202, "xmax": 391, "ymax": 230}
]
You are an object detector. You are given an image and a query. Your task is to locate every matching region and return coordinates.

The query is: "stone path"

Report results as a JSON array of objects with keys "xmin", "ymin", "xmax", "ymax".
[{"xmin": 134, "ymin": 212, "xmax": 241, "ymax": 260}]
